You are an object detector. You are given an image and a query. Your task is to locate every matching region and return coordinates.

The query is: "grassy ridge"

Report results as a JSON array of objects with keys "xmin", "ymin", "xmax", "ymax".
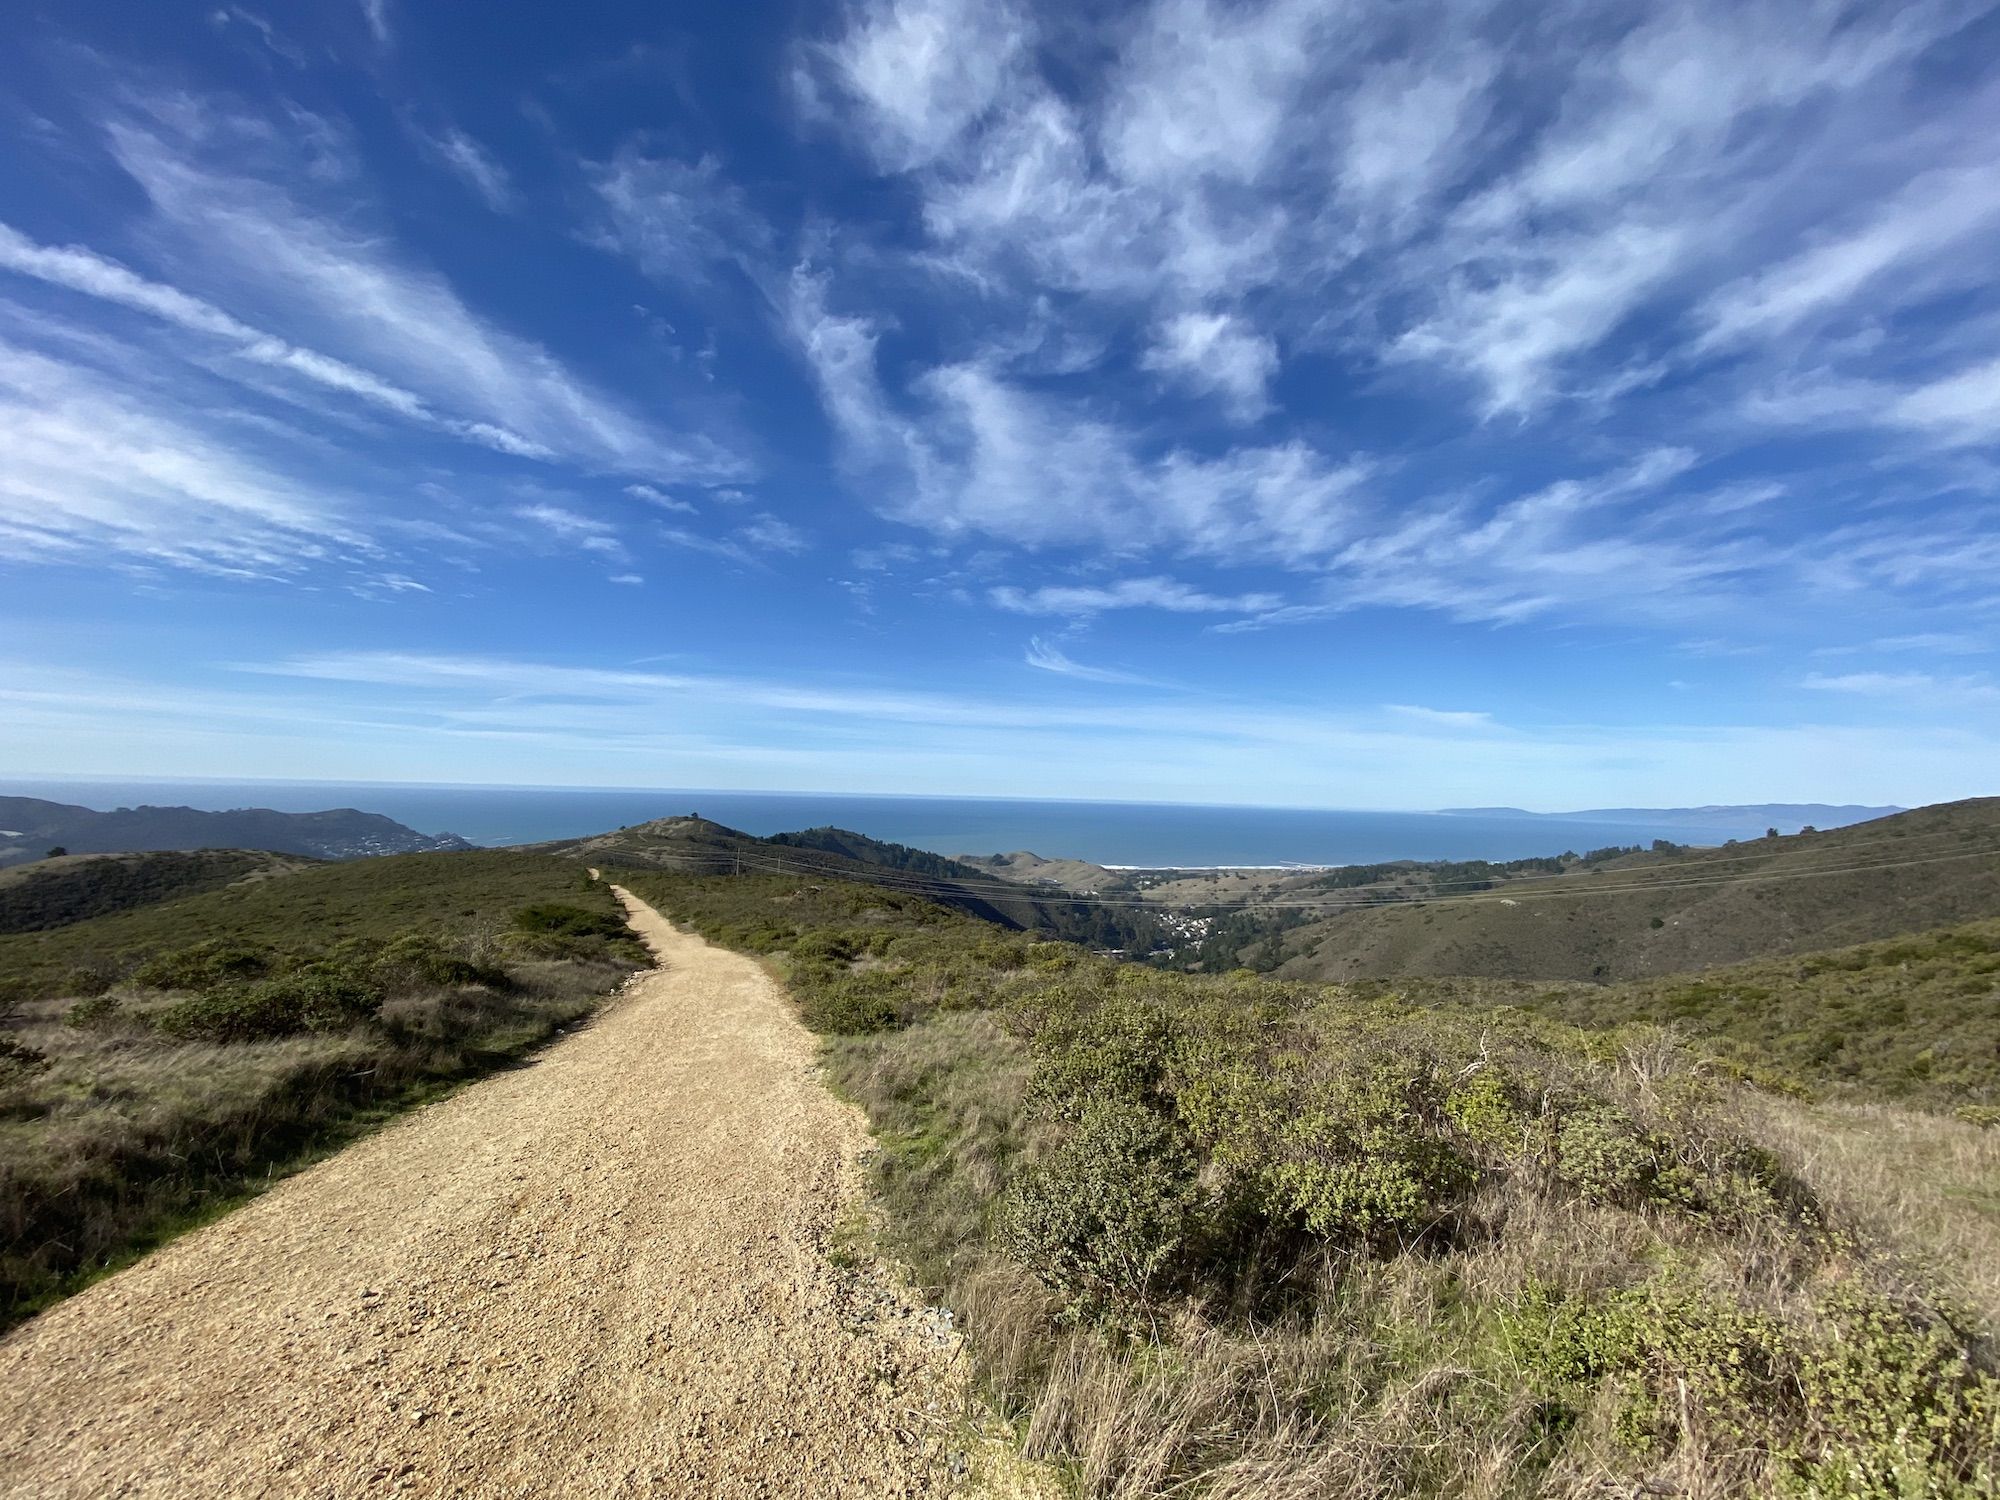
[
  {"xmin": 1483, "ymin": 920, "xmax": 2000, "ymax": 1112},
  {"xmin": 1248, "ymin": 800, "xmax": 2000, "ymax": 984},
  {"xmin": 0, "ymin": 849, "xmax": 609, "ymax": 1000},
  {"xmin": 623, "ymin": 869, "xmax": 2000, "ymax": 1499},
  {"xmin": 0, "ymin": 851, "xmax": 643, "ymax": 1324},
  {"xmin": 0, "ymin": 850, "xmax": 308, "ymax": 936}
]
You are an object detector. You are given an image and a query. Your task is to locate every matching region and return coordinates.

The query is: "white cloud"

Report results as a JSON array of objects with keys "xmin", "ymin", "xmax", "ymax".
[
  {"xmin": 1336, "ymin": 46, "xmax": 1494, "ymax": 231},
  {"xmin": 514, "ymin": 502, "xmax": 624, "ymax": 556},
  {"xmin": 1222, "ymin": 448, "xmax": 1730, "ymax": 630},
  {"xmin": 98, "ymin": 101, "xmax": 744, "ymax": 483},
  {"xmin": 656, "ymin": 513, "xmax": 810, "ymax": 567},
  {"xmin": 587, "ymin": 149, "xmax": 763, "ymax": 285},
  {"xmin": 791, "ymin": 271, "xmax": 1370, "ymax": 561},
  {"xmin": 1803, "ymin": 670, "xmax": 2000, "ymax": 703},
  {"xmin": 1887, "ymin": 356, "xmax": 2000, "ymax": 444},
  {"xmin": 1394, "ymin": 223, "xmax": 1687, "ymax": 415},
  {"xmin": 0, "ymin": 220, "xmax": 551, "ymax": 458},
  {"xmin": 824, "ymin": 0, "xmax": 1030, "ymax": 170},
  {"xmin": 738, "ymin": 514, "xmax": 809, "ymax": 554},
  {"xmin": 1101, "ymin": 0, "xmax": 1327, "ymax": 189},
  {"xmin": 358, "ymin": 0, "xmax": 391, "ymax": 44},
  {"xmin": 1699, "ymin": 165, "xmax": 2000, "ymax": 349},
  {"xmin": 1141, "ymin": 310, "xmax": 1278, "ymax": 420},
  {"xmin": 1386, "ymin": 704, "xmax": 1493, "ymax": 729},
  {"xmin": 0, "ymin": 337, "xmax": 363, "ymax": 576},
  {"xmin": 814, "ymin": 0, "xmax": 1990, "ymax": 436},
  {"xmin": 1024, "ymin": 637, "xmax": 1157, "ymax": 685},
  {"xmin": 418, "ymin": 125, "xmax": 513, "ymax": 211},
  {"xmin": 624, "ymin": 483, "xmax": 696, "ymax": 514},
  {"xmin": 1814, "ymin": 632, "xmax": 1992, "ymax": 657},
  {"xmin": 992, "ymin": 577, "xmax": 1281, "ymax": 617}
]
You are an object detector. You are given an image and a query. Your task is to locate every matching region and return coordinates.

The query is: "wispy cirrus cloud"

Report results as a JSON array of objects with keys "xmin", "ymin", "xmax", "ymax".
[
  {"xmin": 0, "ymin": 221, "xmax": 549, "ymax": 458},
  {"xmin": 514, "ymin": 502, "xmax": 625, "ymax": 557},
  {"xmin": 92, "ymin": 96, "xmax": 746, "ymax": 484},
  {"xmin": 789, "ymin": 269, "xmax": 1372, "ymax": 562},
  {"xmin": 1803, "ymin": 670, "xmax": 2000, "ymax": 705},
  {"xmin": 586, "ymin": 148, "xmax": 766, "ymax": 287},
  {"xmin": 358, "ymin": 0, "xmax": 392, "ymax": 45},
  {"xmin": 1386, "ymin": 704, "xmax": 1495, "ymax": 729},
  {"xmin": 777, "ymin": 0, "xmax": 1996, "ymax": 649},
  {"xmin": 412, "ymin": 123, "xmax": 514, "ymax": 211},
  {"xmin": 0, "ymin": 336, "xmax": 364, "ymax": 576},
  {"xmin": 993, "ymin": 577, "xmax": 1281, "ymax": 617},
  {"xmin": 1023, "ymin": 637, "xmax": 1159, "ymax": 686}
]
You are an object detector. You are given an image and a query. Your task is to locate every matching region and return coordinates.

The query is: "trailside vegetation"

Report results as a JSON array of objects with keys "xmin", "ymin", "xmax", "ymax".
[
  {"xmin": 1339, "ymin": 918, "xmax": 2000, "ymax": 1113},
  {"xmin": 0, "ymin": 852, "xmax": 644, "ymax": 1324},
  {"xmin": 619, "ymin": 869, "xmax": 2000, "ymax": 1499}
]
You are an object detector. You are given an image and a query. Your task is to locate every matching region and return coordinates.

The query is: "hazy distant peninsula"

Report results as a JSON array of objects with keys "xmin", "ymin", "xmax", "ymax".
[{"xmin": 0, "ymin": 796, "xmax": 474, "ymax": 867}]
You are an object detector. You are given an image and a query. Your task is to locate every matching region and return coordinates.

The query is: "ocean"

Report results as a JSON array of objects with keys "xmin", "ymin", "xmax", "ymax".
[{"xmin": 0, "ymin": 778, "xmax": 1830, "ymax": 868}]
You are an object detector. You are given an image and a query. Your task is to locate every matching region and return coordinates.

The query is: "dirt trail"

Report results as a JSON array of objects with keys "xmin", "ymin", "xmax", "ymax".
[{"xmin": 0, "ymin": 888, "xmax": 963, "ymax": 1498}]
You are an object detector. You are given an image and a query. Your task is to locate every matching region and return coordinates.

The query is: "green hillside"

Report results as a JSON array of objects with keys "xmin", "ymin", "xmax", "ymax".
[
  {"xmin": 1256, "ymin": 799, "xmax": 2000, "ymax": 984},
  {"xmin": 1438, "ymin": 918, "xmax": 2000, "ymax": 1111},
  {"xmin": 0, "ymin": 849, "xmax": 310, "ymax": 935}
]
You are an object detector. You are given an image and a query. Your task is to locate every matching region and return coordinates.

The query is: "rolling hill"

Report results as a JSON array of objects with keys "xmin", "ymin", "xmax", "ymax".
[
  {"xmin": 0, "ymin": 850, "xmax": 312, "ymax": 935},
  {"xmin": 1260, "ymin": 798, "xmax": 2000, "ymax": 983},
  {"xmin": 539, "ymin": 814, "xmax": 1165, "ymax": 951}
]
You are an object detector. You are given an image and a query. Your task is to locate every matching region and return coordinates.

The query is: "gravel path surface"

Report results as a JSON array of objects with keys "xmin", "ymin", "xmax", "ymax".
[{"xmin": 0, "ymin": 886, "xmax": 964, "ymax": 1497}]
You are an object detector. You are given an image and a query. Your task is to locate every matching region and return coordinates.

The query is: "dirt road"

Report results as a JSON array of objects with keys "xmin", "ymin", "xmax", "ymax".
[{"xmin": 0, "ymin": 888, "xmax": 963, "ymax": 1497}]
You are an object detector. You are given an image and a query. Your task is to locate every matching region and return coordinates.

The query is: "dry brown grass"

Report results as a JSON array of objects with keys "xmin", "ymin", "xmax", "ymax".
[{"xmin": 1750, "ymin": 1095, "xmax": 2000, "ymax": 1330}]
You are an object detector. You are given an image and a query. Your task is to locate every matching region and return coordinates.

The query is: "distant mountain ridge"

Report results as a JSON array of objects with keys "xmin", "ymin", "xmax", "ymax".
[
  {"xmin": 1437, "ymin": 803, "xmax": 1901, "ymax": 835},
  {"xmin": 0, "ymin": 796, "xmax": 473, "ymax": 867}
]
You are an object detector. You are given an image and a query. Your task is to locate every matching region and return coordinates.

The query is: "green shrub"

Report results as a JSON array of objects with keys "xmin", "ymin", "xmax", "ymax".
[
  {"xmin": 152, "ymin": 972, "xmax": 381, "ymax": 1043},
  {"xmin": 1953, "ymin": 1104, "xmax": 2000, "ymax": 1130},
  {"xmin": 512, "ymin": 903, "xmax": 628, "ymax": 941},
  {"xmin": 797, "ymin": 967, "xmax": 903, "ymax": 1033},
  {"xmin": 1506, "ymin": 1276, "xmax": 2000, "ymax": 1494},
  {"xmin": 55, "ymin": 965, "xmax": 115, "ymax": 999},
  {"xmin": 1554, "ymin": 1105, "xmax": 1661, "ymax": 1205},
  {"xmin": 63, "ymin": 993, "xmax": 123, "ymax": 1030},
  {"xmin": 1214, "ymin": 1046, "xmax": 1479, "ymax": 1247},
  {"xmin": 0, "ymin": 1037, "xmax": 47, "ymax": 1078},
  {"xmin": 132, "ymin": 940, "xmax": 273, "ymax": 991},
  {"xmin": 366, "ymin": 931, "xmax": 508, "ymax": 993},
  {"xmin": 1002, "ymin": 1095, "xmax": 1200, "ymax": 1314},
  {"xmin": 790, "ymin": 929, "xmax": 862, "ymax": 964}
]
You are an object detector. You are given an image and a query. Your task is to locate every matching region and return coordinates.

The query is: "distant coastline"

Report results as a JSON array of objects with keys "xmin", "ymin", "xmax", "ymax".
[{"xmin": 0, "ymin": 778, "xmax": 1905, "ymax": 870}]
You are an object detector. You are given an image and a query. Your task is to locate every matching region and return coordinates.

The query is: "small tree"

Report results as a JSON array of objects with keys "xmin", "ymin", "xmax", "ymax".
[{"xmin": 44, "ymin": 846, "xmax": 67, "ymax": 858}]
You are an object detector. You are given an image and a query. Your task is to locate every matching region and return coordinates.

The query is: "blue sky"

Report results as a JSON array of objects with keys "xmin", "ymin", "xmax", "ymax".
[{"xmin": 2, "ymin": 0, "xmax": 1997, "ymax": 810}]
